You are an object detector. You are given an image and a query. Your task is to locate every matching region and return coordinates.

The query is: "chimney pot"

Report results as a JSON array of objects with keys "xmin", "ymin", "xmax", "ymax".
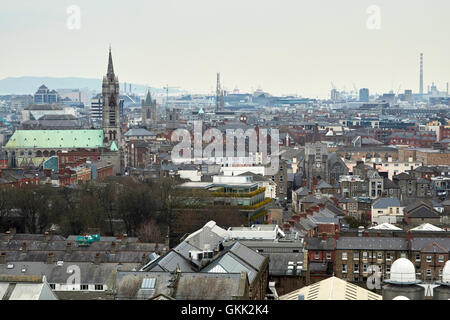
[
  {"xmin": 66, "ymin": 242, "xmax": 72, "ymax": 254},
  {"xmin": 46, "ymin": 252, "xmax": 54, "ymax": 264},
  {"xmin": 0, "ymin": 252, "xmax": 6, "ymax": 264},
  {"xmin": 94, "ymin": 253, "xmax": 101, "ymax": 265}
]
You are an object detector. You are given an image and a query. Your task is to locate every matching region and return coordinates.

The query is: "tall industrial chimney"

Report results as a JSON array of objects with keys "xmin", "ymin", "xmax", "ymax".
[{"xmin": 419, "ymin": 53, "xmax": 423, "ymax": 95}]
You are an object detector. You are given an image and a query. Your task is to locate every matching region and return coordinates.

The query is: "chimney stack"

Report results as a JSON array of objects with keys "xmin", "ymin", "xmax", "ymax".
[
  {"xmin": 0, "ymin": 252, "xmax": 6, "ymax": 264},
  {"xmin": 142, "ymin": 253, "xmax": 147, "ymax": 265},
  {"xmin": 376, "ymin": 231, "xmax": 381, "ymax": 237},
  {"xmin": 111, "ymin": 241, "xmax": 116, "ymax": 254},
  {"xmin": 44, "ymin": 231, "xmax": 50, "ymax": 242},
  {"xmin": 66, "ymin": 242, "xmax": 72, "ymax": 254},
  {"xmin": 46, "ymin": 252, "xmax": 54, "ymax": 264},
  {"xmin": 406, "ymin": 230, "xmax": 412, "ymax": 242},
  {"xmin": 122, "ymin": 234, "xmax": 128, "ymax": 245},
  {"xmin": 22, "ymin": 242, "xmax": 28, "ymax": 253},
  {"xmin": 94, "ymin": 253, "xmax": 101, "ymax": 265},
  {"xmin": 364, "ymin": 230, "xmax": 369, "ymax": 237}
]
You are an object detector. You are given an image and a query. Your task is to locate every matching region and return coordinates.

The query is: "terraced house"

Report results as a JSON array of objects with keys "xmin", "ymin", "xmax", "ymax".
[{"xmin": 335, "ymin": 236, "xmax": 409, "ymax": 287}]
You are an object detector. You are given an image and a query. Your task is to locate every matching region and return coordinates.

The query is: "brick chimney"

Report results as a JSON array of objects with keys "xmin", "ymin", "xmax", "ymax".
[
  {"xmin": 111, "ymin": 241, "xmax": 116, "ymax": 254},
  {"xmin": 22, "ymin": 242, "xmax": 28, "ymax": 253},
  {"xmin": 94, "ymin": 253, "xmax": 101, "ymax": 265},
  {"xmin": 318, "ymin": 203, "xmax": 325, "ymax": 209},
  {"xmin": 142, "ymin": 253, "xmax": 147, "ymax": 265},
  {"xmin": 46, "ymin": 252, "xmax": 54, "ymax": 264},
  {"xmin": 0, "ymin": 252, "xmax": 6, "ymax": 264},
  {"xmin": 406, "ymin": 230, "xmax": 412, "ymax": 242},
  {"xmin": 122, "ymin": 234, "xmax": 128, "ymax": 245},
  {"xmin": 44, "ymin": 231, "xmax": 50, "ymax": 242},
  {"xmin": 66, "ymin": 242, "xmax": 72, "ymax": 254},
  {"xmin": 364, "ymin": 230, "xmax": 369, "ymax": 237},
  {"xmin": 376, "ymin": 231, "xmax": 381, "ymax": 237},
  {"xmin": 312, "ymin": 206, "xmax": 320, "ymax": 213}
]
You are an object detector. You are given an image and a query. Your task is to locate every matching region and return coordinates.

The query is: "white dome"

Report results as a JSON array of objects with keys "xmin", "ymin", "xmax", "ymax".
[
  {"xmin": 393, "ymin": 296, "xmax": 410, "ymax": 300},
  {"xmin": 389, "ymin": 258, "xmax": 416, "ymax": 283},
  {"xmin": 443, "ymin": 260, "xmax": 450, "ymax": 283}
]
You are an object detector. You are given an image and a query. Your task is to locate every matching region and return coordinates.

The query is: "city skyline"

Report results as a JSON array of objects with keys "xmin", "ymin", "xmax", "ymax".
[{"xmin": 0, "ymin": 0, "xmax": 449, "ymax": 97}]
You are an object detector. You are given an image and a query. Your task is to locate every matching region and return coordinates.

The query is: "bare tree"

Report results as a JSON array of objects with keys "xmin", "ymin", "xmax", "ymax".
[{"xmin": 136, "ymin": 219, "xmax": 163, "ymax": 243}]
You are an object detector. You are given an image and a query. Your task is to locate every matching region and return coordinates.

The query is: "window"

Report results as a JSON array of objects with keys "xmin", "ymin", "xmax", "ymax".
[
  {"xmin": 342, "ymin": 252, "xmax": 347, "ymax": 260},
  {"xmin": 94, "ymin": 284, "xmax": 103, "ymax": 291},
  {"xmin": 386, "ymin": 265, "xmax": 391, "ymax": 273},
  {"xmin": 426, "ymin": 269, "xmax": 431, "ymax": 277},
  {"xmin": 363, "ymin": 252, "xmax": 367, "ymax": 260},
  {"xmin": 401, "ymin": 253, "xmax": 406, "ymax": 259},
  {"xmin": 438, "ymin": 255, "xmax": 444, "ymax": 263},
  {"xmin": 354, "ymin": 277, "xmax": 359, "ymax": 282},
  {"xmin": 326, "ymin": 252, "xmax": 331, "ymax": 260},
  {"xmin": 363, "ymin": 264, "xmax": 367, "ymax": 273},
  {"xmin": 378, "ymin": 265, "xmax": 382, "ymax": 272},
  {"xmin": 386, "ymin": 253, "xmax": 391, "ymax": 261},
  {"xmin": 426, "ymin": 256, "xmax": 432, "ymax": 263},
  {"xmin": 49, "ymin": 284, "xmax": 56, "ymax": 290},
  {"xmin": 377, "ymin": 252, "xmax": 382, "ymax": 260},
  {"xmin": 415, "ymin": 254, "xmax": 421, "ymax": 262},
  {"xmin": 80, "ymin": 284, "xmax": 89, "ymax": 290},
  {"xmin": 353, "ymin": 252, "xmax": 359, "ymax": 260},
  {"xmin": 342, "ymin": 264, "xmax": 347, "ymax": 273},
  {"xmin": 315, "ymin": 251, "xmax": 320, "ymax": 260},
  {"xmin": 354, "ymin": 264, "xmax": 359, "ymax": 273}
]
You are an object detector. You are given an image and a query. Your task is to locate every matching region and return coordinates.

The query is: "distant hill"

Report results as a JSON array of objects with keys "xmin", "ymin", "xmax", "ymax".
[{"xmin": 0, "ymin": 76, "xmax": 172, "ymax": 95}]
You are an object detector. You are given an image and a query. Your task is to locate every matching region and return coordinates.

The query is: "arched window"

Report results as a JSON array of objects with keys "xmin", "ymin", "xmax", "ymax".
[{"xmin": 36, "ymin": 150, "xmax": 42, "ymax": 157}]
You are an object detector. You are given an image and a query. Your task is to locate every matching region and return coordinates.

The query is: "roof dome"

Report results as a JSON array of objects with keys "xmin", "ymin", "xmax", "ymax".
[
  {"xmin": 389, "ymin": 258, "xmax": 417, "ymax": 284},
  {"xmin": 443, "ymin": 260, "xmax": 450, "ymax": 283},
  {"xmin": 392, "ymin": 296, "xmax": 410, "ymax": 300}
]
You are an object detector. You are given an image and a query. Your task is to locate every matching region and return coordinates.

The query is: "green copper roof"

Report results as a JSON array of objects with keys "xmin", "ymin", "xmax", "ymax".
[
  {"xmin": 5, "ymin": 130, "xmax": 104, "ymax": 149},
  {"xmin": 110, "ymin": 141, "xmax": 118, "ymax": 151}
]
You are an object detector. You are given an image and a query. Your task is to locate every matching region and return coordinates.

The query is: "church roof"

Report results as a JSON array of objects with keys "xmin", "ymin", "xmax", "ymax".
[
  {"xmin": 110, "ymin": 141, "xmax": 118, "ymax": 151},
  {"xmin": 5, "ymin": 130, "xmax": 104, "ymax": 149}
]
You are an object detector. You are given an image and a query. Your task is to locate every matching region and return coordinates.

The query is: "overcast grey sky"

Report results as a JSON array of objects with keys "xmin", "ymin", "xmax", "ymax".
[{"xmin": 0, "ymin": 0, "xmax": 449, "ymax": 97}]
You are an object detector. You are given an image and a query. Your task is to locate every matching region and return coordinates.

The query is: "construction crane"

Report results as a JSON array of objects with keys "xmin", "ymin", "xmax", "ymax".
[
  {"xmin": 396, "ymin": 85, "xmax": 402, "ymax": 96},
  {"xmin": 163, "ymin": 85, "xmax": 181, "ymax": 108},
  {"xmin": 353, "ymin": 83, "xmax": 358, "ymax": 98}
]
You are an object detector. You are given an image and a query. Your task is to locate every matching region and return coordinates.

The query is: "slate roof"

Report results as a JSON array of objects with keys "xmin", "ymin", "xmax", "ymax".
[
  {"xmin": 124, "ymin": 128, "xmax": 155, "ymax": 137},
  {"xmin": 336, "ymin": 237, "xmax": 407, "ymax": 250},
  {"xmin": 306, "ymin": 238, "xmax": 335, "ymax": 251},
  {"xmin": 0, "ymin": 261, "xmax": 137, "ymax": 286},
  {"xmin": 115, "ymin": 271, "xmax": 246, "ymax": 300},
  {"xmin": 372, "ymin": 197, "xmax": 401, "ymax": 209},
  {"xmin": 410, "ymin": 238, "xmax": 450, "ymax": 252},
  {"xmin": 407, "ymin": 206, "xmax": 440, "ymax": 219}
]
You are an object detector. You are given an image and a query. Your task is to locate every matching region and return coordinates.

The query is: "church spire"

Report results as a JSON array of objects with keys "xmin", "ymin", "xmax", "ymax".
[
  {"xmin": 144, "ymin": 89, "xmax": 153, "ymax": 106},
  {"xmin": 107, "ymin": 46, "xmax": 115, "ymax": 81}
]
